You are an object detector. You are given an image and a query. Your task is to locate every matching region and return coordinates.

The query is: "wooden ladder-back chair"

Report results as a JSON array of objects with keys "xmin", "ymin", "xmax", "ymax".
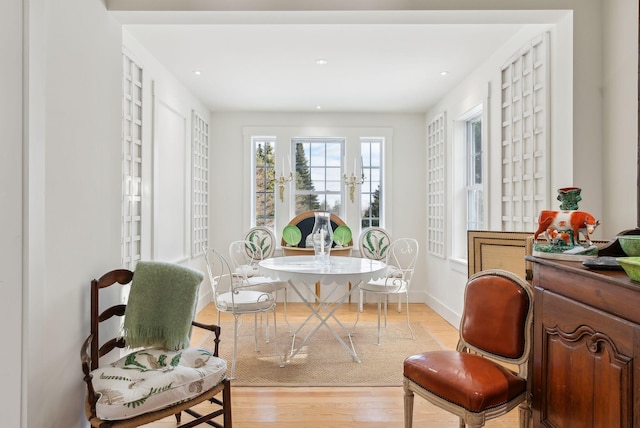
[
  {"xmin": 403, "ymin": 269, "xmax": 533, "ymax": 428},
  {"xmin": 81, "ymin": 262, "xmax": 232, "ymax": 428}
]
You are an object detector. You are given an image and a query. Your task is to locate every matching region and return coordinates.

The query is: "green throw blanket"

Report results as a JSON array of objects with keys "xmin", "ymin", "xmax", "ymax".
[{"xmin": 123, "ymin": 261, "xmax": 204, "ymax": 350}]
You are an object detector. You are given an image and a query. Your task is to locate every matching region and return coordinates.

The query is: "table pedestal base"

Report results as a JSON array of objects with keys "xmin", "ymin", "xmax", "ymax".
[{"xmin": 287, "ymin": 279, "xmax": 361, "ymax": 363}]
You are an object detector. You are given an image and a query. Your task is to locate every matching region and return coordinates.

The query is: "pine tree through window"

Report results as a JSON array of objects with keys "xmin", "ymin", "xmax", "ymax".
[
  {"xmin": 254, "ymin": 137, "xmax": 276, "ymax": 227},
  {"xmin": 292, "ymin": 138, "xmax": 343, "ymax": 215}
]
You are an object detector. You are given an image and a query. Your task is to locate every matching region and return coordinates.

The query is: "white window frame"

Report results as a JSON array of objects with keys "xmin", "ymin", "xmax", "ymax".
[
  {"xmin": 466, "ymin": 113, "xmax": 484, "ymax": 231},
  {"xmin": 291, "ymin": 137, "xmax": 345, "ymax": 215},
  {"xmin": 360, "ymin": 137, "xmax": 384, "ymax": 229},
  {"xmin": 252, "ymin": 136, "xmax": 277, "ymax": 229},
  {"xmin": 244, "ymin": 126, "xmax": 392, "ymax": 243},
  {"xmin": 452, "ymin": 104, "xmax": 486, "ymax": 261}
]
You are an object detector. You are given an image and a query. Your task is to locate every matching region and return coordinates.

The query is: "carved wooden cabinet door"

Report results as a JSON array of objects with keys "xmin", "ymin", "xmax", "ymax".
[{"xmin": 533, "ymin": 288, "xmax": 637, "ymax": 427}]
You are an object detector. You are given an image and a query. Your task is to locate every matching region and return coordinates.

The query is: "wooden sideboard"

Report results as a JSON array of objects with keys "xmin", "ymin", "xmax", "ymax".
[{"xmin": 527, "ymin": 256, "xmax": 640, "ymax": 427}]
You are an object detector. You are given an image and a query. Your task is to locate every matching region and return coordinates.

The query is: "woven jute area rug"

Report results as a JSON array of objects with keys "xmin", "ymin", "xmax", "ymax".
[{"xmin": 198, "ymin": 319, "xmax": 444, "ymax": 387}]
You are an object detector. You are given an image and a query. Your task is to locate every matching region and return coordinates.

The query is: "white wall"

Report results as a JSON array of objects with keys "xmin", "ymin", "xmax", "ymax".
[
  {"xmin": 603, "ymin": 0, "xmax": 639, "ymax": 233},
  {"xmin": 209, "ymin": 112, "xmax": 426, "ymax": 299},
  {"xmin": 1, "ymin": 1, "xmax": 24, "ymax": 426},
  {"xmin": 423, "ymin": 23, "xmax": 568, "ymax": 326},
  {"xmin": 7, "ymin": 0, "xmax": 638, "ymax": 426},
  {"xmin": 18, "ymin": 0, "xmax": 123, "ymax": 426},
  {"xmin": 123, "ymin": 31, "xmax": 214, "ymax": 310},
  {"xmin": 424, "ymin": 1, "xmax": 638, "ymax": 328}
]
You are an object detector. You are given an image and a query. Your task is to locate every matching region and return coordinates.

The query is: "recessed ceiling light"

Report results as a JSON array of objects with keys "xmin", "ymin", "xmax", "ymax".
[
  {"xmin": 193, "ymin": 70, "xmax": 201, "ymax": 75},
  {"xmin": 316, "ymin": 105, "xmax": 322, "ymax": 110},
  {"xmin": 315, "ymin": 59, "xmax": 328, "ymax": 65},
  {"xmin": 440, "ymin": 71, "xmax": 449, "ymax": 76}
]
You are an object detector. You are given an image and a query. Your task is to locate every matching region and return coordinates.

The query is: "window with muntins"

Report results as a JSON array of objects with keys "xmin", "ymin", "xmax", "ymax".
[
  {"xmin": 253, "ymin": 136, "xmax": 276, "ymax": 228},
  {"xmin": 466, "ymin": 115, "xmax": 484, "ymax": 231},
  {"xmin": 293, "ymin": 137, "xmax": 344, "ymax": 215},
  {"xmin": 360, "ymin": 137, "xmax": 383, "ymax": 228}
]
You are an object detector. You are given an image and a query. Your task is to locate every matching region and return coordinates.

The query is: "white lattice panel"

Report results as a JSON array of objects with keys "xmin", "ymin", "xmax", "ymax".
[
  {"xmin": 121, "ymin": 54, "xmax": 143, "ymax": 269},
  {"xmin": 501, "ymin": 33, "xmax": 549, "ymax": 232},
  {"xmin": 427, "ymin": 113, "xmax": 446, "ymax": 258},
  {"xmin": 192, "ymin": 111, "xmax": 209, "ymax": 256}
]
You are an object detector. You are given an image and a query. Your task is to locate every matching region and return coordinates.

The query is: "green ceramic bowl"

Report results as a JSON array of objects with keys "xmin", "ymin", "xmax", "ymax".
[
  {"xmin": 618, "ymin": 235, "xmax": 640, "ymax": 257},
  {"xmin": 616, "ymin": 257, "xmax": 640, "ymax": 282},
  {"xmin": 282, "ymin": 225, "xmax": 302, "ymax": 246},
  {"xmin": 333, "ymin": 225, "xmax": 352, "ymax": 246}
]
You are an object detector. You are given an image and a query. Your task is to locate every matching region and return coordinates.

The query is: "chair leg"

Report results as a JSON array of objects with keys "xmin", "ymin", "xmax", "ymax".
[
  {"xmin": 376, "ymin": 296, "xmax": 383, "ymax": 345},
  {"xmin": 222, "ymin": 378, "xmax": 232, "ymax": 427},
  {"xmin": 405, "ymin": 293, "xmax": 415, "ymax": 340},
  {"xmin": 518, "ymin": 400, "xmax": 532, "ymax": 428},
  {"xmin": 383, "ymin": 295, "xmax": 388, "ymax": 327},
  {"xmin": 264, "ymin": 311, "xmax": 270, "ymax": 343},
  {"xmin": 359, "ymin": 288, "xmax": 364, "ymax": 312},
  {"xmin": 403, "ymin": 382, "xmax": 415, "ymax": 428},
  {"xmin": 398, "ymin": 293, "xmax": 402, "ymax": 313},
  {"xmin": 231, "ymin": 317, "xmax": 239, "ymax": 379},
  {"xmin": 253, "ymin": 314, "xmax": 261, "ymax": 351}
]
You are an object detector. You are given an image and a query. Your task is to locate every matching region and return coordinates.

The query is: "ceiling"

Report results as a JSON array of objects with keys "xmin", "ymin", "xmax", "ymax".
[{"xmin": 114, "ymin": 9, "xmax": 564, "ymax": 113}]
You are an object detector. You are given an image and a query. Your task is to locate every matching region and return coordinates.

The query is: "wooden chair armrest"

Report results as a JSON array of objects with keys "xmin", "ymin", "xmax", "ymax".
[{"xmin": 191, "ymin": 321, "xmax": 222, "ymax": 356}]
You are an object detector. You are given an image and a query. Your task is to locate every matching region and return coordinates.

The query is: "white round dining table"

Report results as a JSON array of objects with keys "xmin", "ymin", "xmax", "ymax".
[{"xmin": 258, "ymin": 255, "xmax": 387, "ymax": 363}]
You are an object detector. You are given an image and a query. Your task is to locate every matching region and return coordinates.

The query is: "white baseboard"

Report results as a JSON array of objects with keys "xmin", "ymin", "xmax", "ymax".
[
  {"xmin": 196, "ymin": 287, "xmax": 212, "ymax": 313},
  {"xmin": 424, "ymin": 293, "xmax": 460, "ymax": 329}
]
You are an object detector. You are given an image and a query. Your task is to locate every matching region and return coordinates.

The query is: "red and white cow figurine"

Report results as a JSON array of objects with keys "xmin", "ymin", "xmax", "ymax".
[
  {"xmin": 546, "ymin": 228, "xmax": 571, "ymax": 246},
  {"xmin": 534, "ymin": 210, "xmax": 600, "ymax": 246}
]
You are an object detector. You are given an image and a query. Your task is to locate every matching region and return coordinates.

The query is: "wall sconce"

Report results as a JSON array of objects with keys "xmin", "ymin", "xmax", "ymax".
[
  {"xmin": 343, "ymin": 172, "xmax": 365, "ymax": 203},
  {"xmin": 275, "ymin": 171, "xmax": 293, "ymax": 202}
]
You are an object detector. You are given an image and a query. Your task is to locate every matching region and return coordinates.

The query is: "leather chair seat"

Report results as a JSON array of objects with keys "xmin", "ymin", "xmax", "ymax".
[{"xmin": 404, "ymin": 350, "xmax": 526, "ymax": 412}]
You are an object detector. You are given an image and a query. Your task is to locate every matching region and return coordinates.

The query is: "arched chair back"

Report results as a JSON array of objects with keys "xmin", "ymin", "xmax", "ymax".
[
  {"xmin": 403, "ymin": 269, "xmax": 533, "ymax": 428},
  {"xmin": 244, "ymin": 226, "xmax": 276, "ymax": 260},
  {"xmin": 359, "ymin": 227, "xmax": 392, "ymax": 260}
]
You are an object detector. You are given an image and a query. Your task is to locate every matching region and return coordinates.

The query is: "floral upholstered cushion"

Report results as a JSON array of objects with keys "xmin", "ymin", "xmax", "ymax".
[{"xmin": 91, "ymin": 347, "xmax": 227, "ymax": 420}]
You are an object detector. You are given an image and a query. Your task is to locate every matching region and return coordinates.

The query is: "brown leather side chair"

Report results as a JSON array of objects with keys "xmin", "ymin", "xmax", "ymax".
[{"xmin": 403, "ymin": 269, "xmax": 533, "ymax": 428}]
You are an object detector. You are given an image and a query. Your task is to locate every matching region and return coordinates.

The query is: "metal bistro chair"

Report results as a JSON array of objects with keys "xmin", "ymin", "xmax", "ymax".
[
  {"xmin": 403, "ymin": 269, "xmax": 533, "ymax": 428},
  {"xmin": 242, "ymin": 227, "xmax": 290, "ymax": 329},
  {"xmin": 356, "ymin": 238, "xmax": 419, "ymax": 345},
  {"xmin": 358, "ymin": 227, "xmax": 399, "ymax": 312},
  {"xmin": 204, "ymin": 246, "xmax": 284, "ymax": 379}
]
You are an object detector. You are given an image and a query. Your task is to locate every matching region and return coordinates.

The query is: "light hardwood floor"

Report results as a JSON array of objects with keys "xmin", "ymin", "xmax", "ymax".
[{"xmin": 147, "ymin": 302, "xmax": 520, "ymax": 427}]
